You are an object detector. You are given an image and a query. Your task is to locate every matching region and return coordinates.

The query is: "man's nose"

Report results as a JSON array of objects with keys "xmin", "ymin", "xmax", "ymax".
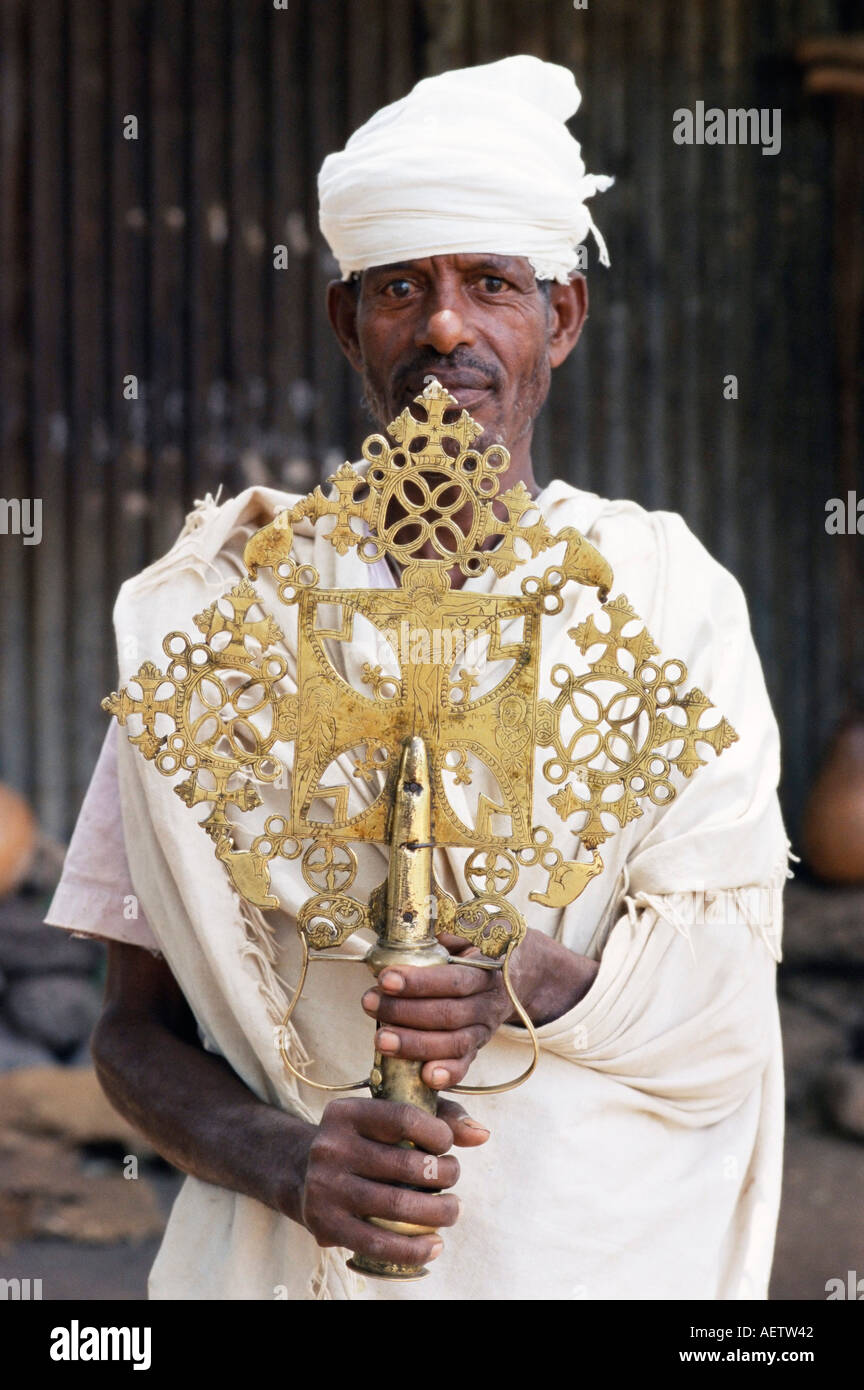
[{"xmin": 415, "ymin": 297, "xmax": 475, "ymax": 355}]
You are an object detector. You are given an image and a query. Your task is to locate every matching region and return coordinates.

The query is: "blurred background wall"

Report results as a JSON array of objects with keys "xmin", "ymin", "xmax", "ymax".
[
  {"xmin": 0, "ymin": 0, "xmax": 862, "ymax": 849},
  {"xmin": 1, "ymin": 0, "xmax": 864, "ymax": 1305}
]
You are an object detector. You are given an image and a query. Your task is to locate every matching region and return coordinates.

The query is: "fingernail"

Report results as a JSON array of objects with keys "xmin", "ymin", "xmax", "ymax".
[
  {"xmin": 431, "ymin": 1067, "xmax": 450, "ymax": 1087},
  {"xmin": 377, "ymin": 1029, "xmax": 400, "ymax": 1053},
  {"xmin": 362, "ymin": 990, "xmax": 380, "ymax": 1011},
  {"xmin": 428, "ymin": 1240, "xmax": 444, "ymax": 1260},
  {"xmin": 379, "ymin": 971, "xmax": 404, "ymax": 992},
  {"xmin": 458, "ymin": 1116, "xmax": 490, "ymax": 1133}
]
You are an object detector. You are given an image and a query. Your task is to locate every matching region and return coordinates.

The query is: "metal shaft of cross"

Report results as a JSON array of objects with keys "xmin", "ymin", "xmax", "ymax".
[{"xmin": 348, "ymin": 735, "xmax": 450, "ymax": 1282}]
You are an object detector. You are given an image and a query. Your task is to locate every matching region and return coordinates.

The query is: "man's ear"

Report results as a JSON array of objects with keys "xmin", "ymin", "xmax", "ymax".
[
  {"xmin": 546, "ymin": 273, "xmax": 589, "ymax": 369},
  {"xmin": 326, "ymin": 278, "xmax": 364, "ymax": 372}
]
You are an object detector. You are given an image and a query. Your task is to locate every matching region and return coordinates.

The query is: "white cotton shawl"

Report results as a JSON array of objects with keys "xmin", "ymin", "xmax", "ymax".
[
  {"xmin": 318, "ymin": 56, "xmax": 614, "ymax": 281},
  {"xmin": 112, "ymin": 480, "xmax": 791, "ymax": 1301}
]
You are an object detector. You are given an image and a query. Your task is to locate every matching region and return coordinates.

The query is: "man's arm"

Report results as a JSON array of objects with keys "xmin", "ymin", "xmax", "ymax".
[{"xmin": 92, "ymin": 941, "xmax": 487, "ymax": 1266}]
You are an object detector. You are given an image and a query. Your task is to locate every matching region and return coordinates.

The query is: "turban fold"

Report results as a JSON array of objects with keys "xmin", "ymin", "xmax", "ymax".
[{"xmin": 318, "ymin": 55, "xmax": 613, "ymax": 283}]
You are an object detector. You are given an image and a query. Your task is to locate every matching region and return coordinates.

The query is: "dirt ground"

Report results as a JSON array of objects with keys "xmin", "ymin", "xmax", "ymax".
[{"xmin": 770, "ymin": 1120, "xmax": 864, "ymax": 1299}]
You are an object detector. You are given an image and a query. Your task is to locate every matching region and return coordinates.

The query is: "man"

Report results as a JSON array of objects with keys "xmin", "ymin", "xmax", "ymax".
[{"xmin": 47, "ymin": 56, "xmax": 790, "ymax": 1300}]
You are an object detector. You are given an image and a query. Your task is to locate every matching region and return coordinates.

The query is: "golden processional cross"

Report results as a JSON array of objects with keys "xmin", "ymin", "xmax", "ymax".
[{"xmin": 104, "ymin": 379, "xmax": 738, "ymax": 1281}]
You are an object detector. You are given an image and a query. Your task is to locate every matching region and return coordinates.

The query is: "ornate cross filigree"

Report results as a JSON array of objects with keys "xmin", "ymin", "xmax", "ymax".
[{"xmin": 103, "ymin": 379, "xmax": 738, "ymax": 987}]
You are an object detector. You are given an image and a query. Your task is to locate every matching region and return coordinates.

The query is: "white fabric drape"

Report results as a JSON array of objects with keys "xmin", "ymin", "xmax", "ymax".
[{"xmin": 110, "ymin": 481, "xmax": 791, "ymax": 1300}]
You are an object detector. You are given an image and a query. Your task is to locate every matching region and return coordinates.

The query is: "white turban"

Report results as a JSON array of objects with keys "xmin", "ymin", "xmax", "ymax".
[{"xmin": 318, "ymin": 55, "xmax": 613, "ymax": 283}]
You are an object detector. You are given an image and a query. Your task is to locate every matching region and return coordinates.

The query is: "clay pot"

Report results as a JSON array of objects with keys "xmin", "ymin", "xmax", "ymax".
[
  {"xmin": 802, "ymin": 717, "xmax": 864, "ymax": 883},
  {"xmin": 0, "ymin": 783, "xmax": 36, "ymax": 898}
]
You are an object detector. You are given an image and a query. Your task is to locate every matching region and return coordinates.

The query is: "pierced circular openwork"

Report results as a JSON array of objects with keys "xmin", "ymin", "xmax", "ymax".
[
  {"xmin": 465, "ymin": 848, "xmax": 519, "ymax": 897},
  {"xmin": 301, "ymin": 840, "xmax": 358, "ymax": 893},
  {"xmin": 252, "ymin": 816, "xmax": 302, "ymax": 863},
  {"xmin": 173, "ymin": 662, "xmax": 281, "ymax": 773},
  {"xmin": 380, "ymin": 471, "xmax": 479, "ymax": 564},
  {"xmin": 515, "ymin": 826, "xmax": 562, "ymax": 872},
  {"xmin": 546, "ymin": 672, "xmax": 653, "ymax": 779}
]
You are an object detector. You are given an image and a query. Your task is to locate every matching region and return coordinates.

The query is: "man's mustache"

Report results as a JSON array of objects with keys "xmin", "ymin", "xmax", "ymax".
[{"xmin": 392, "ymin": 351, "xmax": 503, "ymax": 400}]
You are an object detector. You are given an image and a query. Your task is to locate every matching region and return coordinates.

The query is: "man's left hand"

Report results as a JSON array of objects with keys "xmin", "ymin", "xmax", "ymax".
[{"xmin": 361, "ymin": 929, "xmax": 598, "ymax": 1090}]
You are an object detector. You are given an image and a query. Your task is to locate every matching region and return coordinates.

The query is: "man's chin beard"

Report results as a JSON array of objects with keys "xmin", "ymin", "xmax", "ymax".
[{"xmin": 358, "ymin": 384, "xmax": 388, "ymax": 430}]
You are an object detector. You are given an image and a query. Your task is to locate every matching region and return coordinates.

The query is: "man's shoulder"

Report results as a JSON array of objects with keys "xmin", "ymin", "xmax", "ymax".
[
  {"xmin": 544, "ymin": 480, "xmax": 743, "ymax": 604},
  {"xmin": 118, "ymin": 485, "xmax": 300, "ymax": 597}
]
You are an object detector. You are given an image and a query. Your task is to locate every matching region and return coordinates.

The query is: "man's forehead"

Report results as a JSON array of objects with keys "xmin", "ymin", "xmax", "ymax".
[{"xmin": 361, "ymin": 252, "xmax": 535, "ymax": 277}]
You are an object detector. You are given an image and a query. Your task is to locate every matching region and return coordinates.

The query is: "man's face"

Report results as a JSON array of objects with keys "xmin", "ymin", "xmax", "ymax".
[{"xmin": 328, "ymin": 253, "xmax": 587, "ymax": 485}]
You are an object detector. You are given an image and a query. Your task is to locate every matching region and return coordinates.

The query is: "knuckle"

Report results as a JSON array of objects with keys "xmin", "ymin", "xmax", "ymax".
[
  {"xmin": 419, "ymin": 1153, "xmax": 440, "ymax": 1184},
  {"xmin": 361, "ymin": 1227, "xmax": 434, "ymax": 1267},
  {"xmin": 362, "ymin": 1227, "xmax": 399, "ymax": 1262},
  {"xmin": 418, "ymin": 1031, "xmax": 443, "ymax": 1060},
  {"xmin": 308, "ymin": 1131, "xmax": 341, "ymax": 1169},
  {"xmin": 430, "ymin": 1116, "xmax": 456, "ymax": 1152},
  {"xmin": 439, "ymin": 1154, "xmax": 461, "ymax": 1186},
  {"xmin": 391, "ymin": 1145, "xmax": 422, "ymax": 1184},
  {"xmin": 373, "ymin": 998, "xmax": 399, "ymax": 1024},
  {"xmin": 438, "ymin": 999, "xmax": 465, "ymax": 1030},
  {"xmin": 302, "ymin": 1184, "xmax": 336, "ymax": 1235},
  {"xmin": 307, "ymin": 1213, "xmax": 340, "ymax": 1248},
  {"xmin": 304, "ymin": 1172, "xmax": 334, "ymax": 1221},
  {"xmin": 322, "ymin": 1096, "xmax": 357, "ymax": 1129},
  {"xmin": 394, "ymin": 1029, "xmax": 425, "ymax": 1059},
  {"xmin": 434, "ymin": 1194, "xmax": 461, "ymax": 1228},
  {"xmin": 388, "ymin": 1185, "xmax": 417, "ymax": 1223},
  {"xmin": 453, "ymin": 1028, "xmax": 476, "ymax": 1056},
  {"xmin": 391, "ymin": 1100, "xmax": 418, "ymax": 1137}
]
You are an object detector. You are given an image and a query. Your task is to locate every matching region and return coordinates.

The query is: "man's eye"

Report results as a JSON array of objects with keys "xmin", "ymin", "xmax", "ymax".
[
  {"xmin": 384, "ymin": 279, "xmax": 414, "ymax": 298},
  {"xmin": 480, "ymin": 275, "xmax": 506, "ymax": 292}
]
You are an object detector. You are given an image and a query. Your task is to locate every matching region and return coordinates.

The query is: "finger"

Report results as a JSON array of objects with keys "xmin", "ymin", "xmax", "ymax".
[
  {"xmin": 343, "ymin": 1098, "xmax": 455, "ymax": 1154},
  {"xmin": 436, "ymin": 932, "xmax": 483, "ymax": 956},
  {"xmin": 436, "ymin": 1098, "xmax": 491, "ymax": 1146},
  {"xmin": 377, "ymin": 962, "xmax": 494, "ymax": 1000},
  {"xmin": 422, "ymin": 1057, "xmax": 474, "ymax": 1089},
  {"xmin": 338, "ymin": 1216, "xmax": 444, "ymax": 1268},
  {"xmin": 362, "ymin": 991, "xmax": 494, "ymax": 1032},
  {"xmin": 375, "ymin": 1022, "xmax": 490, "ymax": 1062},
  {"xmin": 349, "ymin": 1138, "xmax": 461, "ymax": 1190},
  {"xmin": 348, "ymin": 1176, "xmax": 460, "ymax": 1230}
]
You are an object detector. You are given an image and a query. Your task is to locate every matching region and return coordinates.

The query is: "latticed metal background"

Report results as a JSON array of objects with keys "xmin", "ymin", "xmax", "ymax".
[{"xmin": 0, "ymin": 0, "xmax": 861, "ymax": 840}]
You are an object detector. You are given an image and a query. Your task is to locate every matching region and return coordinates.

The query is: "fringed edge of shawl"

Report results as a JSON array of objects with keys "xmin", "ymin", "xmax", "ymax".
[
  {"xmin": 130, "ymin": 491, "xmax": 228, "ymax": 595},
  {"xmin": 233, "ymin": 892, "xmax": 315, "ymax": 1119},
  {"xmin": 306, "ymin": 1250, "xmax": 366, "ymax": 1301},
  {"xmin": 233, "ymin": 890, "xmax": 365, "ymax": 1302},
  {"xmin": 627, "ymin": 838, "xmax": 796, "ymax": 966}
]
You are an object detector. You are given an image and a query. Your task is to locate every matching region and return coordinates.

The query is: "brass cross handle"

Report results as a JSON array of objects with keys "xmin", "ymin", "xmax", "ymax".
[{"xmin": 275, "ymin": 926, "xmax": 540, "ymax": 1098}]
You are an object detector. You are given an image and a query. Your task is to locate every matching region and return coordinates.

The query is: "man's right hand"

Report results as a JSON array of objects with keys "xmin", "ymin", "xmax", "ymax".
[
  {"xmin": 292, "ymin": 1096, "xmax": 489, "ymax": 1267},
  {"xmin": 93, "ymin": 942, "xmax": 490, "ymax": 1271}
]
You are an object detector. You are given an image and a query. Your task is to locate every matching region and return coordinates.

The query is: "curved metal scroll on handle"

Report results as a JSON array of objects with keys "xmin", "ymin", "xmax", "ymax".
[
  {"xmin": 277, "ymin": 933, "xmax": 372, "ymax": 1093},
  {"xmin": 276, "ymin": 938, "xmax": 542, "ymax": 1098},
  {"xmin": 443, "ymin": 952, "xmax": 541, "ymax": 1096}
]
